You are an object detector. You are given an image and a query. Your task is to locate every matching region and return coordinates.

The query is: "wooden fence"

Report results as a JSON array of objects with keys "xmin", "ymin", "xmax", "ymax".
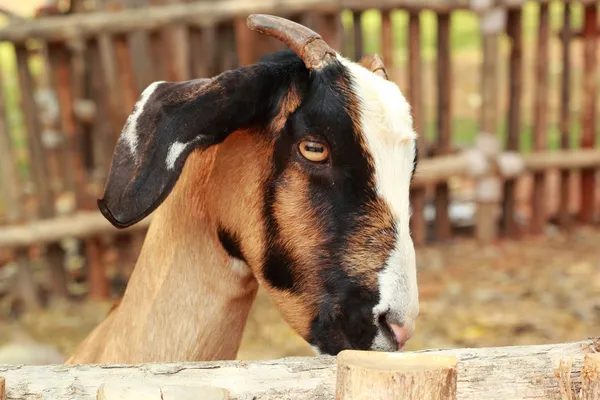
[
  {"xmin": 0, "ymin": 337, "xmax": 598, "ymax": 399},
  {"xmin": 0, "ymin": 0, "xmax": 598, "ymax": 309}
]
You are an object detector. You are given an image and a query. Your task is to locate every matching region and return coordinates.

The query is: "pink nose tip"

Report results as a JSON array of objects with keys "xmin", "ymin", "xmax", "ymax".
[{"xmin": 389, "ymin": 324, "xmax": 412, "ymax": 351}]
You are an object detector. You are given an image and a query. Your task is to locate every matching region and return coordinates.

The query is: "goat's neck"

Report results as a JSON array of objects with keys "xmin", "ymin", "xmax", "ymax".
[{"xmin": 69, "ymin": 143, "xmax": 262, "ymax": 364}]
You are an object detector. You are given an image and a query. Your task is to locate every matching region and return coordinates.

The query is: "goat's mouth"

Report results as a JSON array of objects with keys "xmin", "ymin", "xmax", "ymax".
[
  {"xmin": 377, "ymin": 314, "xmax": 410, "ymax": 352},
  {"xmin": 378, "ymin": 314, "xmax": 401, "ymax": 349}
]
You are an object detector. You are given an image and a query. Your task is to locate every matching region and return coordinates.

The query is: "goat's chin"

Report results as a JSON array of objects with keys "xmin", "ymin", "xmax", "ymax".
[
  {"xmin": 370, "ymin": 330, "xmax": 404, "ymax": 353},
  {"xmin": 310, "ymin": 345, "xmax": 323, "ymax": 356}
]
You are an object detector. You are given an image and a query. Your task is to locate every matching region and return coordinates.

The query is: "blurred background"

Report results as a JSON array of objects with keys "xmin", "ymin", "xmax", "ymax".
[{"xmin": 0, "ymin": 0, "xmax": 598, "ymax": 364}]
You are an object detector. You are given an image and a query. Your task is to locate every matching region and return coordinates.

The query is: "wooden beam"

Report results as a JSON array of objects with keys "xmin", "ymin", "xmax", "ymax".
[
  {"xmin": 521, "ymin": 149, "xmax": 600, "ymax": 172},
  {"xmin": 0, "ymin": 0, "xmax": 340, "ymax": 43},
  {"xmin": 336, "ymin": 351, "xmax": 457, "ymax": 399},
  {"xmin": 0, "ymin": 339, "xmax": 597, "ymax": 399},
  {"xmin": 411, "ymin": 153, "xmax": 477, "ymax": 187},
  {"xmin": 0, "ymin": 211, "xmax": 151, "ymax": 249}
]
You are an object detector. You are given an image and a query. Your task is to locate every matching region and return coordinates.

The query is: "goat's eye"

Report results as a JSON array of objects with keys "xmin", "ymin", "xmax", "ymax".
[{"xmin": 298, "ymin": 140, "xmax": 329, "ymax": 163}]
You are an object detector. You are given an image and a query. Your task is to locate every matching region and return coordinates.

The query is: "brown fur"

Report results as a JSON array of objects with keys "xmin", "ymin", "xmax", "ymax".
[
  {"xmin": 68, "ymin": 139, "xmax": 261, "ymax": 364},
  {"xmin": 68, "ymin": 124, "xmax": 328, "ymax": 363},
  {"xmin": 343, "ymin": 199, "xmax": 395, "ymax": 287}
]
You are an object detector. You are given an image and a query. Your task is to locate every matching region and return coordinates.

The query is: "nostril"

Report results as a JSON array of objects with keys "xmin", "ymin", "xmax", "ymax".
[{"xmin": 377, "ymin": 310, "xmax": 389, "ymax": 329}]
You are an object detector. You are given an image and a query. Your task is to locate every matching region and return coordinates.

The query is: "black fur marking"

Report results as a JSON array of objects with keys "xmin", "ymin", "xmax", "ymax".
[
  {"xmin": 302, "ymin": 62, "xmax": 381, "ymax": 354},
  {"xmin": 259, "ymin": 54, "xmax": 383, "ymax": 353},
  {"xmin": 217, "ymin": 226, "xmax": 247, "ymax": 263},
  {"xmin": 310, "ymin": 275, "xmax": 380, "ymax": 354},
  {"xmin": 262, "ymin": 243, "xmax": 296, "ymax": 291}
]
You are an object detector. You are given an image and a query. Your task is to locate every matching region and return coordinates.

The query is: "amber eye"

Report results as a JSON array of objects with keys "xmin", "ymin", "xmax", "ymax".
[{"xmin": 298, "ymin": 140, "xmax": 329, "ymax": 163}]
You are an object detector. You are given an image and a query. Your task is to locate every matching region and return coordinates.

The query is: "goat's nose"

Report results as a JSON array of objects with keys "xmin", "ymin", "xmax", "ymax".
[
  {"xmin": 389, "ymin": 323, "xmax": 412, "ymax": 351},
  {"xmin": 377, "ymin": 310, "xmax": 414, "ymax": 351}
]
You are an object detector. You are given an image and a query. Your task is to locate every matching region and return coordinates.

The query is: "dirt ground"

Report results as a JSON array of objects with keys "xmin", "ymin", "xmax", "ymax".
[{"xmin": 1, "ymin": 225, "xmax": 598, "ymax": 362}]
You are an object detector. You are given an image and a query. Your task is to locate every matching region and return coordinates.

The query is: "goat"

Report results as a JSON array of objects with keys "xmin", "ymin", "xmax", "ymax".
[{"xmin": 67, "ymin": 14, "xmax": 419, "ymax": 364}]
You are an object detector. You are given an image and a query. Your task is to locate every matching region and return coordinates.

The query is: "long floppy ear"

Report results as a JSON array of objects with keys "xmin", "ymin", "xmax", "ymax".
[{"xmin": 98, "ymin": 64, "xmax": 296, "ymax": 228}]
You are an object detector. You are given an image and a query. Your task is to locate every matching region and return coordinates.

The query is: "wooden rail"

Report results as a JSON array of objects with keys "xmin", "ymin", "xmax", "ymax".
[
  {"xmin": 0, "ymin": 0, "xmax": 337, "ymax": 43},
  {"xmin": 1, "ymin": 0, "xmax": 598, "ymax": 43},
  {"xmin": 0, "ymin": 211, "xmax": 151, "ymax": 249},
  {"xmin": 0, "ymin": 338, "xmax": 597, "ymax": 399}
]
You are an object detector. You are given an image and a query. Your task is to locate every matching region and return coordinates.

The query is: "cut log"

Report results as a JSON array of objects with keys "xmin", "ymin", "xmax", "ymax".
[
  {"xmin": 97, "ymin": 383, "xmax": 161, "ymax": 399},
  {"xmin": 336, "ymin": 350, "xmax": 457, "ymax": 400},
  {"xmin": 97, "ymin": 383, "xmax": 230, "ymax": 399},
  {"xmin": 0, "ymin": 338, "xmax": 597, "ymax": 399},
  {"xmin": 582, "ymin": 354, "xmax": 600, "ymax": 400},
  {"xmin": 161, "ymin": 385, "xmax": 230, "ymax": 400}
]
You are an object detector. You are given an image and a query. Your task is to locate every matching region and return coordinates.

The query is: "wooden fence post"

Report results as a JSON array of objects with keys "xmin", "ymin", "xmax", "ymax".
[
  {"xmin": 407, "ymin": 11, "xmax": 427, "ymax": 246},
  {"xmin": 558, "ymin": 2, "xmax": 572, "ymax": 229},
  {"xmin": 579, "ymin": 4, "xmax": 597, "ymax": 224},
  {"xmin": 502, "ymin": 6, "xmax": 523, "ymax": 238},
  {"xmin": 234, "ymin": 17, "xmax": 256, "ymax": 66},
  {"xmin": 15, "ymin": 248, "xmax": 42, "ymax": 310},
  {"xmin": 475, "ymin": 4, "xmax": 505, "ymax": 243},
  {"xmin": 0, "ymin": 376, "xmax": 5, "ymax": 400},
  {"xmin": 352, "ymin": 11, "xmax": 363, "ymax": 61},
  {"xmin": 336, "ymin": 350, "xmax": 457, "ymax": 400},
  {"xmin": 319, "ymin": 12, "xmax": 343, "ymax": 53},
  {"xmin": 87, "ymin": 236, "xmax": 109, "ymax": 300},
  {"xmin": 435, "ymin": 12, "xmax": 452, "ymax": 241},
  {"xmin": 380, "ymin": 9, "xmax": 393, "ymax": 67},
  {"xmin": 531, "ymin": 2, "xmax": 550, "ymax": 235},
  {"xmin": 0, "ymin": 58, "xmax": 23, "ymax": 225}
]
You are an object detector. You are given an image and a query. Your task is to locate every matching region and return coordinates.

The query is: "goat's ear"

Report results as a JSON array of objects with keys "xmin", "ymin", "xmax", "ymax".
[
  {"xmin": 358, "ymin": 53, "xmax": 388, "ymax": 80},
  {"xmin": 98, "ymin": 64, "xmax": 290, "ymax": 228}
]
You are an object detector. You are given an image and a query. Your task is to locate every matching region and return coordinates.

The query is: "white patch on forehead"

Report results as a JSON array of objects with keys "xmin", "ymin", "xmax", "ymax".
[
  {"xmin": 166, "ymin": 141, "xmax": 191, "ymax": 170},
  {"xmin": 339, "ymin": 57, "xmax": 419, "ymax": 350},
  {"xmin": 121, "ymin": 81, "xmax": 165, "ymax": 155}
]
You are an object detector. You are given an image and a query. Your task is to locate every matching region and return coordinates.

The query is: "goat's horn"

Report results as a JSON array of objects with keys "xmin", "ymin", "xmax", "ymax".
[
  {"xmin": 359, "ymin": 53, "xmax": 389, "ymax": 80},
  {"xmin": 247, "ymin": 14, "xmax": 336, "ymax": 70}
]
